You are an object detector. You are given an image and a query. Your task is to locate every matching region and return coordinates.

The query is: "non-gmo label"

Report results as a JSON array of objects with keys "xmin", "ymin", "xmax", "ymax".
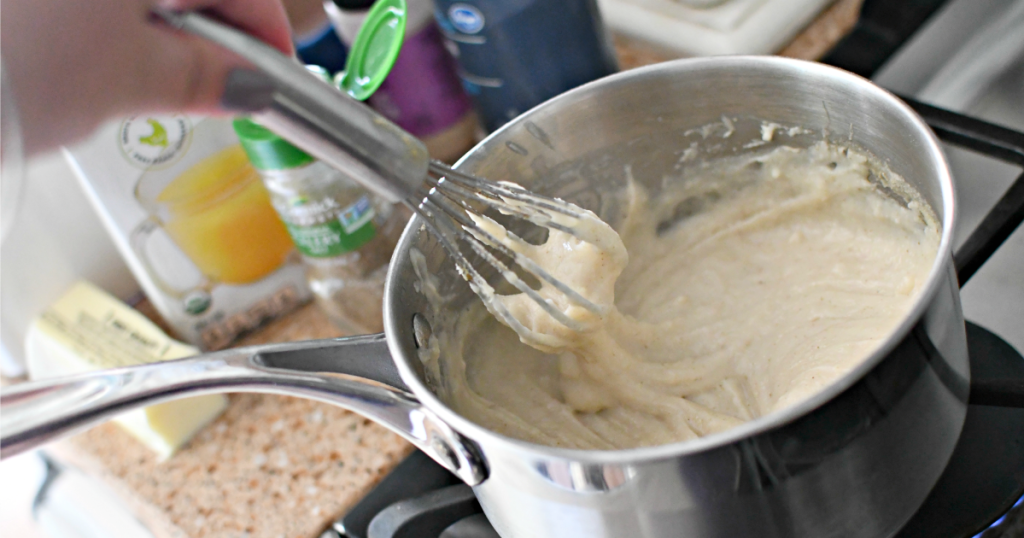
[{"xmin": 339, "ymin": 196, "xmax": 375, "ymax": 234}]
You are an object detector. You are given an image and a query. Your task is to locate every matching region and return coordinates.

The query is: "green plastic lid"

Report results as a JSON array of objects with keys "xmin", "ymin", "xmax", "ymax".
[
  {"xmin": 232, "ymin": 118, "xmax": 315, "ymax": 171},
  {"xmin": 233, "ymin": 1, "xmax": 407, "ymax": 168},
  {"xmin": 336, "ymin": 0, "xmax": 407, "ymax": 101}
]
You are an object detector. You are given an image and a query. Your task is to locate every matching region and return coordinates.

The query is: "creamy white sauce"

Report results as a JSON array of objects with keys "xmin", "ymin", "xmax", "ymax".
[{"xmin": 432, "ymin": 142, "xmax": 941, "ymax": 450}]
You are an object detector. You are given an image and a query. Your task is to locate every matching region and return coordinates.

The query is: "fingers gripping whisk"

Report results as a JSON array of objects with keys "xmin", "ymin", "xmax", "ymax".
[
  {"xmin": 410, "ymin": 160, "xmax": 607, "ymax": 333},
  {"xmin": 153, "ymin": 10, "xmax": 612, "ymax": 337}
]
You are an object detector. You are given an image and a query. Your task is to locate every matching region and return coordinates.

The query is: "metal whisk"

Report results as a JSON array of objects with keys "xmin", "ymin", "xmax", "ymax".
[
  {"xmin": 159, "ymin": 10, "xmax": 604, "ymax": 329},
  {"xmin": 418, "ymin": 161, "xmax": 606, "ymax": 331}
]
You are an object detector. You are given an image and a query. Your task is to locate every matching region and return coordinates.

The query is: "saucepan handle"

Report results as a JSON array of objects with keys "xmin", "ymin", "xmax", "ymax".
[{"xmin": 0, "ymin": 335, "xmax": 487, "ymax": 485}]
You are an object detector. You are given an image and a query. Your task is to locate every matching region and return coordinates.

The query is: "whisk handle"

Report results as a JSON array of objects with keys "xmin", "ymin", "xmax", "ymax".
[{"xmin": 158, "ymin": 9, "xmax": 429, "ymax": 203}]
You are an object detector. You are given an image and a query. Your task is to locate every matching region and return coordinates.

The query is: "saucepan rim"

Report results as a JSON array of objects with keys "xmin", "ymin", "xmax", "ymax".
[{"xmin": 384, "ymin": 55, "xmax": 957, "ymax": 464}]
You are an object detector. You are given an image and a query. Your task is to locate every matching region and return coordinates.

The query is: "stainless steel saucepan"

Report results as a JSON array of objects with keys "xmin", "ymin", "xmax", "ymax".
[{"xmin": 2, "ymin": 57, "xmax": 970, "ymax": 538}]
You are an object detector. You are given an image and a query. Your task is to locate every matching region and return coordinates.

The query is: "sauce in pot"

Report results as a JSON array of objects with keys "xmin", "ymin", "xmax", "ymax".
[{"xmin": 428, "ymin": 141, "xmax": 941, "ymax": 450}]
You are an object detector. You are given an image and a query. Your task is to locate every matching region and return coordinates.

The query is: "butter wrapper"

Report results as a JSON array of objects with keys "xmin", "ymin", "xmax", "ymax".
[{"xmin": 26, "ymin": 281, "xmax": 228, "ymax": 460}]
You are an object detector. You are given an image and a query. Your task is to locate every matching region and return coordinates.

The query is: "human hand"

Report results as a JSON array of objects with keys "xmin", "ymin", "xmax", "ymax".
[{"xmin": 1, "ymin": 0, "xmax": 294, "ymax": 157}]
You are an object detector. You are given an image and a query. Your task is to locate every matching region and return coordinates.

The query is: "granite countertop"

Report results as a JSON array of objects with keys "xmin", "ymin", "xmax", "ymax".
[
  {"xmin": 48, "ymin": 303, "xmax": 415, "ymax": 538},
  {"xmin": 46, "ymin": 2, "xmax": 863, "ymax": 536}
]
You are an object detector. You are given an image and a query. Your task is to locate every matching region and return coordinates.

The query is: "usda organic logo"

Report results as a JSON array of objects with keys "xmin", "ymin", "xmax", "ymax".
[
  {"xmin": 118, "ymin": 115, "xmax": 192, "ymax": 170},
  {"xmin": 448, "ymin": 4, "xmax": 484, "ymax": 34},
  {"xmin": 183, "ymin": 290, "xmax": 212, "ymax": 316}
]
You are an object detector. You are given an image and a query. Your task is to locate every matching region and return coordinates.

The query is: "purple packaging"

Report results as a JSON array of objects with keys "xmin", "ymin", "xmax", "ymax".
[{"xmin": 368, "ymin": 23, "xmax": 473, "ymax": 138}]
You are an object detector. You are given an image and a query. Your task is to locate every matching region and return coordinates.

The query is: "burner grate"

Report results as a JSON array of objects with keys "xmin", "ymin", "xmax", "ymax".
[{"xmin": 900, "ymin": 97, "xmax": 1024, "ymax": 288}]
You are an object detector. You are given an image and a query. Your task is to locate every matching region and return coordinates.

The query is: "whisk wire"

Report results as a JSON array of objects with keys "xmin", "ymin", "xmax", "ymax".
[
  {"xmin": 461, "ymin": 223, "xmax": 604, "ymax": 315},
  {"xmin": 414, "ymin": 197, "xmax": 551, "ymax": 338},
  {"xmin": 422, "ymin": 187, "xmax": 597, "ymax": 328},
  {"xmin": 412, "ymin": 160, "xmax": 606, "ymax": 333},
  {"xmin": 428, "ymin": 162, "xmax": 585, "ymax": 219},
  {"xmin": 424, "ymin": 172, "xmax": 582, "ymax": 238}
]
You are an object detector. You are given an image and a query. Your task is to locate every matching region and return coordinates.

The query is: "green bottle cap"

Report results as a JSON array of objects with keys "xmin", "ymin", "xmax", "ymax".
[
  {"xmin": 232, "ymin": 118, "xmax": 315, "ymax": 171},
  {"xmin": 336, "ymin": 0, "xmax": 407, "ymax": 101},
  {"xmin": 233, "ymin": 1, "xmax": 406, "ymax": 168}
]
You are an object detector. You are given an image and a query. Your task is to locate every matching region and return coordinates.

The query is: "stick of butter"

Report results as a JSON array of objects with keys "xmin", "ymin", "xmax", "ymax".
[{"xmin": 25, "ymin": 281, "xmax": 228, "ymax": 460}]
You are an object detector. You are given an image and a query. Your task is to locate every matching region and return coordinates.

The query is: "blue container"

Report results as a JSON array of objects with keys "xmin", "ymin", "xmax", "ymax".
[
  {"xmin": 432, "ymin": 0, "xmax": 618, "ymax": 132},
  {"xmin": 295, "ymin": 22, "xmax": 349, "ymax": 75}
]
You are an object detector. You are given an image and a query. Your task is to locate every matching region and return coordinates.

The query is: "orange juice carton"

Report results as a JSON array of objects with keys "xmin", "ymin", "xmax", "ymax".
[{"xmin": 64, "ymin": 115, "xmax": 312, "ymax": 350}]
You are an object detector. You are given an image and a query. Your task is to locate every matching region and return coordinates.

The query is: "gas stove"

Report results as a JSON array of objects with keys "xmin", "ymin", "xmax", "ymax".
[{"xmin": 321, "ymin": 0, "xmax": 1024, "ymax": 533}]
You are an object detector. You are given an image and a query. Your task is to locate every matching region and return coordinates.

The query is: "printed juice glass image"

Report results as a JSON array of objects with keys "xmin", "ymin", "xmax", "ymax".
[
  {"xmin": 131, "ymin": 121, "xmax": 294, "ymax": 310},
  {"xmin": 155, "ymin": 145, "xmax": 292, "ymax": 283}
]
